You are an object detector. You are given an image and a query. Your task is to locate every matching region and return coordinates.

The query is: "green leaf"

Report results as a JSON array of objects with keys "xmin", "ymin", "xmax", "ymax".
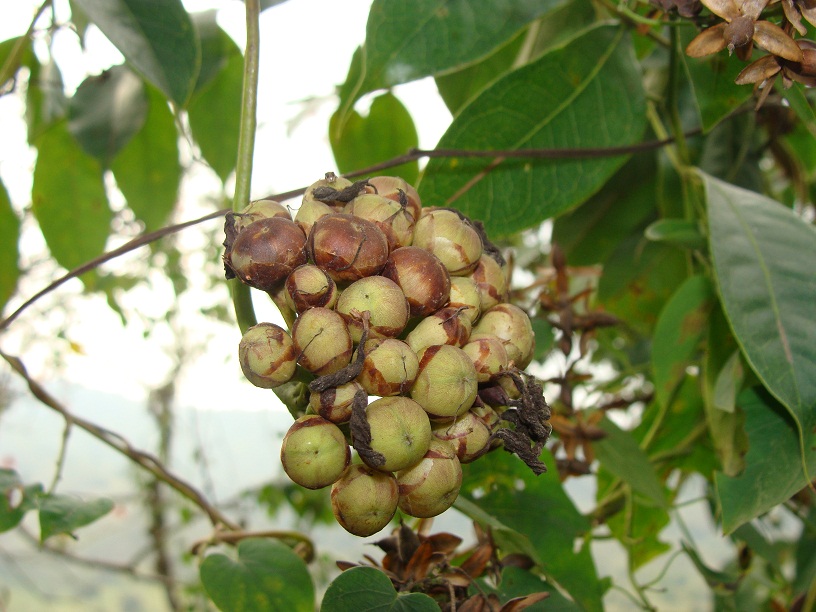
[
  {"xmin": 530, "ymin": 316, "xmax": 554, "ymax": 362},
  {"xmin": 201, "ymin": 538, "xmax": 314, "ymax": 612},
  {"xmin": 702, "ymin": 305, "xmax": 749, "ymax": 477},
  {"xmin": 779, "ymin": 82, "xmax": 816, "ymax": 140},
  {"xmin": 552, "ymin": 154, "xmax": 657, "ymax": 266},
  {"xmin": 716, "ymin": 387, "xmax": 816, "ymax": 534},
  {"xmin": 321, "ymin": 566, "xmax": 437, "ymax": 612},
  {"xmin": 111, "ymin": 84, "xmax": 181, "ymax": 232},
  {"xmin": 0, "ymin": 470, "xmax": 42, "ymax": 533},
  {"xmin": 594, "ymin": 417, "xmax": 667, "ymax": 507},
  {"xmin": 453, "ymin": 496, "xmax": 540, "ymax": 563},
  {"xmin": 191, "ymin": 10, "xmax": 242, "ymax": 94},
  {"xmin": 644, "ymin": 218, "xmax": 705, "ymax": 250},
  {"xmin": 460, "ymin": 450, "xmax": 605, "ymax": 611},
  {"xmin": 187, "ymin": 52, "xmax": 242, "ymax": 183},
  {"xmin": 72, "ymin": 0, "xmax": 200, "ymax": 106},
  {"xmin": 651, "ymin": 275, "xmax": 714, "ymax": 409},
  {"xmin": 32, "ymin": 124, "xmax": 111, "ymax": 274},
  {"xmin": 682, "ymin": 542, "xmax": 741, "ymax": 592},
  {"xmin": 703, "ymin": 171, "xmax": 816, "ymax": 469},
  {"xmin": 68, "ymin": 65, "xmax": 148, "ymax": 165},
  {"xmin": 682, "ymin": 43, "xmax": 752, "ymax": 132},
  {"xmin": 419, "ymin": 26, "xmax": 647, "ymax": 238},
  {"xmin": 597, "ymin": 238, "xmax": 688, "ymax": 336},
  {"xmin": 435, "ymin": 29, "xmax": 526, "ymax": 116},
  {"xmin": 0, "ymin": 179, "xmax": 20, "ymax": 311},
  {"xmin": 330, "ymin": 92, "xmax": 418, "ymax": 185},
  {"xmin": 38, "ymin": 494, "xmax": 114, "ymax": 540},
  {"xmin": 599, "ymin": 468, "xmax": 671, "ymax": 569},
  {"xmin": 492, "ymin": 566, "xmax": 580, "ymax": 610},
  {"xmin": 23, "ymin": 50, "xmax": 68, "ymax": 144},
  {"xmin": 338, "ymin": 0, "xmax": 566, "ymax": 123}
]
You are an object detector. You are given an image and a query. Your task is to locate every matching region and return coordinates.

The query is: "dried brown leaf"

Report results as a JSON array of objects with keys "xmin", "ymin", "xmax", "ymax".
[
  {"xmin": 460, "ymin": 541, "xmax": 494, "ymax": 579},
  {"xmin": 500, "ymin": 592, "xmax": 551, "ymax": 611}
]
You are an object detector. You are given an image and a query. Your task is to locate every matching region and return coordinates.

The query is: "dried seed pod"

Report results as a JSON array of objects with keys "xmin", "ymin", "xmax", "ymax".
[
  {"xmin": 396, "ymin": 438, "xmax": 462, "ymax": 518},
  {"xmin": 404, "ymin": 306, "xmax": 472, "ymax": 355},
  {"xmin": 473, "ymin": 303, "xmax": 535, "ymax": 369},
  {"xmin": 238, "ymin": 323, "xmax": 297, "ymax": 388},
  {"xmin": 308, "ymin": 380, "xmax": 363, "ymax": 424},
  {"xmin": 470, "ymin": 253, "xmax": 509, "ymax": 313},
  {"xmin": 412, "ymin": 209, "xmax": 483, "ymax": 276},
  {"xmin": 225, "ymin": 217, "xmax": 308, "ymax": 292},
  {"xmin": 292, "ymin": 307, "xmax": 353, "ymax": 375},
  {"xmin": 462, "ymin": 333, "xmax": 510, "ymax": 382},
  {"xmin": 336, "ymin": 276, "xmax": 409, "ymax": 342},
  {"xmin": 280, "ymin": 415, "xmax": 350, "ymax": 489},
  {"xmin": 381, "ymin": 246, "xmax": 451, "ymax": 317},
  {"xmin": 447, "ymin": 276, "xmax": 481, "ymax": 324},
  {"xmin": 411, "ymin": 345, "xmax": 479, "ymax": 420},
  {"xmin": 331, "ymin": 464, "xmax": 399, "ymax": 537},
  {"xmin": 284, "ymin": 264, "xmax": 338, "ymax": 312},
  {"xmin": 356, "ymin": 338, "xmax": 419, "ymax": 397},
  {"xmin": 307, "ymin": 214, "xmax": 389, "ymax": 282},
  {"xmin": 345, "ymin": 193, "xmax": 415, "ymax": 250},
  {"xmin": 361, "ymin": 396, "xmax": 432, "ymax": 472}
]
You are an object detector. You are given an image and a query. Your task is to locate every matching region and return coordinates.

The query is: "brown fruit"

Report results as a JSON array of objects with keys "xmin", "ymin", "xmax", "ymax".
[
  {"xmin": 226, "ymin": 217, "xmax": 308, "ymax": 292},
  {"xmin": 307, "ymin": 214, "xmax": 389, "ymax": 282},
  {"xmin": 381, "ymin": 246, "xmax": 451, "ymax": 317}
]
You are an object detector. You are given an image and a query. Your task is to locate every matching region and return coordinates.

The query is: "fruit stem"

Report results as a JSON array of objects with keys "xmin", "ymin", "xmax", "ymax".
[{"xmin": 229, "ymin": 0, "xmax": 262, "ymax": 334}]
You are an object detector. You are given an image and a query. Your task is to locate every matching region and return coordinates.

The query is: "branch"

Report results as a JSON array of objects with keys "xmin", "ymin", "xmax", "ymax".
[
  {"xmin": 0, "ymin": 349, "xmax": 240, "ymax": 531},
  {"xmin": 0, "ymin": 134, "xmax": 699, "ymax": 333}
]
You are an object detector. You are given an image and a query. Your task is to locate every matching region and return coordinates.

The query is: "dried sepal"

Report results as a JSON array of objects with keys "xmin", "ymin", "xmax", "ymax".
[
  {"xmin": 735, "ymin": 54, "xmax": 782, "ymax": 84},
  {"xmin": 686, "ymin": 22, "xmax": 729, "ymax": 56},
  {"xmin": 700, "ymin": 0, "xmax": 739, "ymax": 20},
  {"xmin": 753, "ymin": 21, "xmax": 803, "ymax": 62},
  {"xmin": 782, "ymin": 0, "xmax": 809, "ymax": 35}
]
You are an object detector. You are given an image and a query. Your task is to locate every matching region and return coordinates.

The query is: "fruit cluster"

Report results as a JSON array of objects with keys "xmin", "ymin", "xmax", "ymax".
[{"xmin": 224, "ymin": 174, "xmax": 551, "ymax": 537}]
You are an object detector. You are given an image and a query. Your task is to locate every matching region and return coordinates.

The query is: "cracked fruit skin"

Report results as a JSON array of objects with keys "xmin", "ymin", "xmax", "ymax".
[
  {"xmin": 238, "ymin": 323, "xmax": 297, "ymax": 389},
  {"xmin": 280, "ymin": 415, "xmax": 350, "ymax": 489},
  {"xmin": 364, "ymin": 396, "xmax": 432, "ymax": 472},
  {"xmin": 331, "ymin": 464, "xmax": 399, "ymax": 537},
  {"xmin": 397, "ymin": 438, "xmax": 462, "ymax": 518},
  {"xmin": 226, "ymin": 217, "xmax": 307, "ymax": 291}
]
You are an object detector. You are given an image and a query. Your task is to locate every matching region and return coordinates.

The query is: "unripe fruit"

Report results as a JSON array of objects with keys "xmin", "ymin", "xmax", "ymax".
[
  {"xmin": 470, "ymin": 254, "xmax": 508, "ymax": 312},
  {"xmin": 432, "ymin": 411, "xmax": 492, "ymax": 463},
  {"xmin": 233, "ymin": 199, "xmax": 291, "ymax": 233},
  {"xmin": 285, "ymin": 264, "xmax": 338, "ymax": 312},
  {"xmin": 309, "ymin": 380, "xmax": 363, "ymax": 424},
  {"xmin": 447, "ymin": 276, "xmax": 481, "ymax": 324},
  {"xmin": 307, "ymin": 214, "xmax": 389, "ymax": 282},
  {"xmin": 381, "ymin": 246, "xmax": 451, "ymax": 317},
  {"xmin": 238, "ymin": 323, "xmax": 297, "ymax": 388},
  {"xmin": 280, "ymin": 415, "xmax": 350, "ymax": 489},
  {"xmin": 365, "ymin": 176, "xmax": 422, "ymax": 222},
  {"xmin": 396, "ymin": 438, "xmax": 462, "ymax": 518},
  {"xmin": 331, "ymin": 464, "xmax": 399, "ymax": 537},
  {"xmin": 356, "ymin": 338, "xmax": 419, "ymax": 396},
  {"xmin": 462, "ymin": 333, "xmax": 509, "ymax": 382},
  {"xmin": 412, "ymin": 209, "xmax": 483, "ymax": 276},
  {"xmin": 345, "ymin": 193, "xmax": 414, "ymax": 250},
  {"xmin": 473, "ymin": 303, "xmax": 535, "ymax": 369},
  {"xmin": 294, "ymin": 199, "xmax": 334, "ymax": 236},
  {"xmin": 226, "ymin": 217, "xmax": 308, "ymax": 291},
  {"xmin": 292, "ymin": 307, "xmax": 353, "ymax": 375},
  {"xmin": 336, "ymin": 276, "xmax": 409, "ymax": 342},
  {"xmin": 405, "ymin": 306, "xmax": 472, "ymax": 354},
  {"xmin": 363, "ymin": 396, "xmax": 432, "ymax": 472},
  {"xmin": 411, "ymin": 345, "xmax": 478, "ymax": 420}
]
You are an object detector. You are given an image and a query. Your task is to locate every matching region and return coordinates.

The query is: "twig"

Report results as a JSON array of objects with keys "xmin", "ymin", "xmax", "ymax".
[
  {"xmin": 0, "ymin": 0, "xmax": 52, "ymax": 90},
  {"xmin": 0, "ymin": 349, "xmax": 240, "ymax": 531}
]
